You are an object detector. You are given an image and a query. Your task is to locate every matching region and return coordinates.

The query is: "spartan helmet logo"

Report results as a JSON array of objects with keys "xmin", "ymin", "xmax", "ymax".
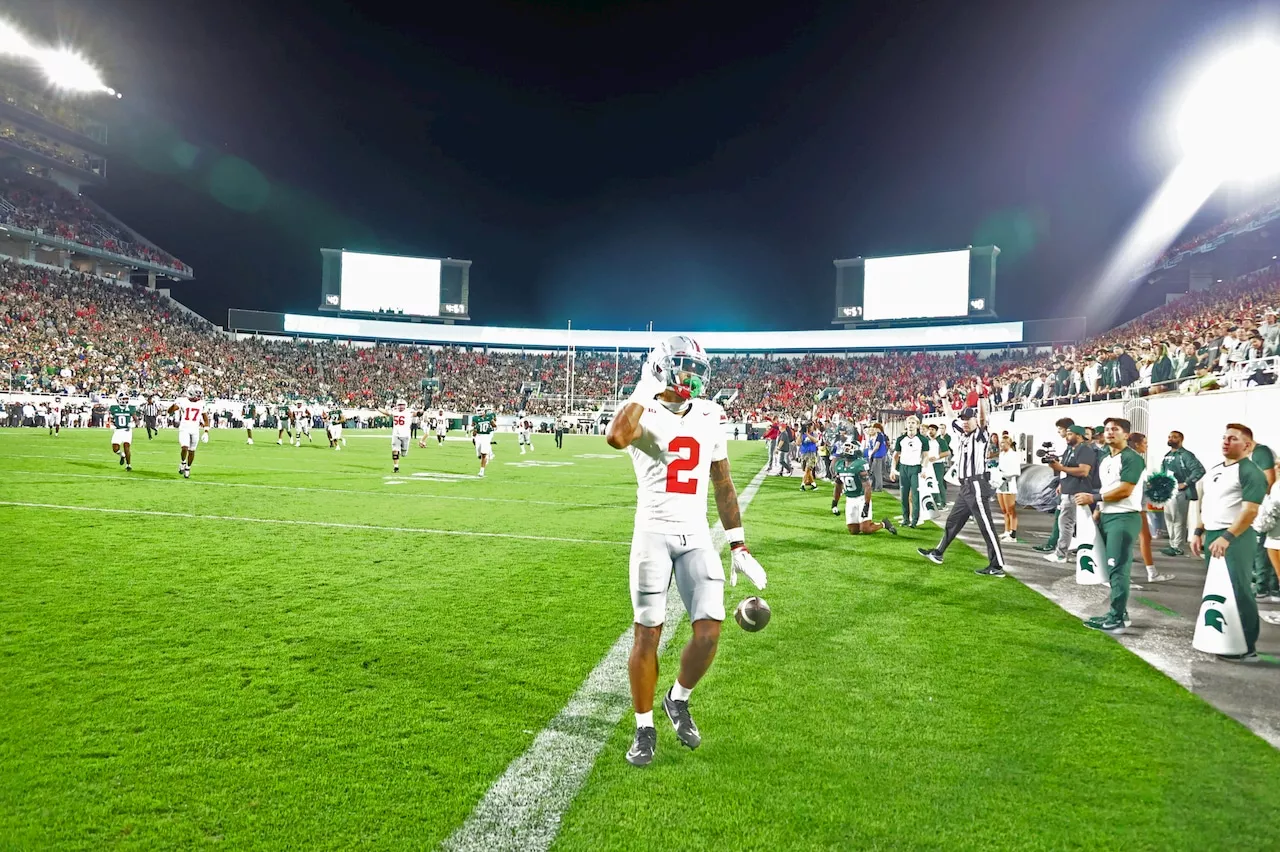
[
  {"xmin": 1201, "ymin": 594, "xmax": 1228, "ymax": 633},
  {"xmin": 1077, "ymin": 545, "xmax": 1097, "ymax": 574}
]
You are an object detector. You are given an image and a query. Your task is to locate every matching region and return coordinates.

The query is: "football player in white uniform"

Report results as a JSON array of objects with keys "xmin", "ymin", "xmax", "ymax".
[
  {"xmin": 47, "ymin": 397, "xmax": 62, "ymax": 436},
  {"xmin": 517, "ymin": 415, "xmax": 535, "ymax": 454},
  {"xmin": 167, "ymin": 383, "xmax": 210, "ymax": 478},
  {"xmin": 605, "ymin": 335, "xmax": 767, "ymax": 767},
  {"xmin": 291, "ymin": 401, "xmax": 312, "ymax": 446},
  {"xmin": 435, "ymin": 411, "xmax": 448, "ymax": 444},
  {"xmin": 377, "ymin": 399, "xmax": 417, "ymax": 473}
]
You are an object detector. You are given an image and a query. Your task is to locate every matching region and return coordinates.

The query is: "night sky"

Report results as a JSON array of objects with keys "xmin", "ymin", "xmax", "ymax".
[{"xmin": 7, "ymin": 0, "xmax": 1268, "ymax": 331}]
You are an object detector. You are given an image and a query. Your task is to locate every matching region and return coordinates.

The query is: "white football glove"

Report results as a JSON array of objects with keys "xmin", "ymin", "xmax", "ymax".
[
  {"xmin": 628, "ymin": 357, "xmax": 668, "ymax": 406},
  {"xmin": 201, "ymin": 431, "xmax": 209, "ymax": 444},
  {"xmin": 730, "ymin": 544, "xmax": 767, "ymax": 590}
]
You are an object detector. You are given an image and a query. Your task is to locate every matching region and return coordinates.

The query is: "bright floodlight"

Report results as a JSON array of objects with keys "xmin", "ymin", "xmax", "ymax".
[
  {"xmin": 0, "ymin": 18, "xmax": 33, "ymax": 56},
  {"xmin": 1176, "ymin": 38, "xmax": 1280, "ymax": 181},
  {"xmin": 36, "ymin": 47, "xmax": 110, "ymax": 93}
]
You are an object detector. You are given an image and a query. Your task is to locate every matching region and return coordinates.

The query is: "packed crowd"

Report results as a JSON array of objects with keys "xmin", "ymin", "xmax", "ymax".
[
  {"xmin": 1, "ymin": 124, "xmax": 97, "ymax": 173},
  {"xmin": 989, "ymin": 267, "xmax": 1280, "ymax": 409},
  {"xmin": 1134, "ymin": 192, "xmax": 1280, "ymax": 276},
  {"xmin": 3, "ymin": 250, "xmax": 1277, "ymax": 419},
  {"xmin": 0, "ymin": 177, "xmax": 186, "ymax": 271}
]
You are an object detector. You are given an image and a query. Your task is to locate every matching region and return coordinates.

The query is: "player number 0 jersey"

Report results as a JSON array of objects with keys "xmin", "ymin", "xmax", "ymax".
[{"xmin": 627, "ymin": 398, "xmax": 729, "ymax": 535}]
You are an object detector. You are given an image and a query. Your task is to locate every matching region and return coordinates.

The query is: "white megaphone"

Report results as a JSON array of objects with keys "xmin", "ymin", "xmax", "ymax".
[
  {"xmin": 1072, "ymin": 504, "xmax": 1105, "ymax": 585},
  {"xmin": 1193, "ymin": 555, "xmax": 1247, "ymax": 655},
  {"xmin": 919, "ymin": 467, "xmax": 939, "ymax": 522}
]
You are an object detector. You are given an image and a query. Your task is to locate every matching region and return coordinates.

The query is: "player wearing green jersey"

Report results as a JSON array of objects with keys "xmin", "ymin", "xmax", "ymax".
[
  {"xmin": 109, "ymin": 391, "xmax": 137, "ymax": 471},
  {"xmin": 471, "ymin": 405, "xmax": 497, "ymax": 476},
  {"xmin": 832, "ymin": 445, "xmax": 897, "ymax": 536},
  {"xmin": 325, "ymin": 407, "xmax": 346, "ymax": 450},
  {"xmin": 276, "ymin": 400, "xmax": 292, "ymax": 445},
  {"xmin": 243, "ymin": 401, "xmax": 258, "ymax": 445}
]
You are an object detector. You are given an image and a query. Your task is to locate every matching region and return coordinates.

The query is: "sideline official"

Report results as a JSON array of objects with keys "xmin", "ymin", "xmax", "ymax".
[{"xmin": 917, "ymin": 388, "xmax": 1007, "ymax": 577}]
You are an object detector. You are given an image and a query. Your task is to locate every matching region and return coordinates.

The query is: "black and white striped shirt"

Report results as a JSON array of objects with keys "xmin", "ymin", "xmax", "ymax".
[
  {"xmin": 140, "ymin": 402, "xmax": 160, "ymax": 419},
  {"xmin": 951, "ymin": 418, "xmax": 991, "ymax": 480}
]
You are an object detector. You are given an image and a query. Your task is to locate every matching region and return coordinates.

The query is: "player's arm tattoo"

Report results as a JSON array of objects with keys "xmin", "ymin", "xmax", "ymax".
[{"xmin": 709, "ymin": 459, "xmax": 741, "ymax": 531}]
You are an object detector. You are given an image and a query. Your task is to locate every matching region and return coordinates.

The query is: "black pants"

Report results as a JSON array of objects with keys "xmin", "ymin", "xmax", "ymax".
[
  {"xmin": 555, "ymin": 432, "xmax": 563, "ymax": 448},
  {"xmin": 145, "ymin": 416, "xmax": 158, "ymax": 439},
  {"xmin": 935, "ymin": 476, "xmax": 1005, "ymax": 569}
]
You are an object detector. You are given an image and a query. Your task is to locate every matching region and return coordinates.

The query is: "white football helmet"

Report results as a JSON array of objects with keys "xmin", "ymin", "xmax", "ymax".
[
  {"xmin": 187, "ymin": 384, "xmax": 203, "ymax": 400},
  {"xmin": 396, "ymin": 399, "xmax": 408, "ymax": 411},
  {"xmin": 650, "ymin": 335, "xmax": 711, "ymax": 400},
  {"xmin": 117, "ymin": 390, "xmax": 130, "ymax": 404}
]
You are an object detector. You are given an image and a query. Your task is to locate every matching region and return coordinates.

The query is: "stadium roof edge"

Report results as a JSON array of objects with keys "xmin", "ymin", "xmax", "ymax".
[{"xmin": 228, "ymin": 309, "xmax": 1086, "ymax": 351}]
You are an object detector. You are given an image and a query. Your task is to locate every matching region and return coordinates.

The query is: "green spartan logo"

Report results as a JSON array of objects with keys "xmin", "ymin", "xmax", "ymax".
[
  {"xmin": 922, "ymin": 494, "xmax": 936, "ymax": 513},
  {"xmin": 1077, "ymin": 544, "xmax": 1097, "ymax": 574},
  {"xmin": 1201, "ymin": 594, "xmax": 1227, "ymax": 633}
]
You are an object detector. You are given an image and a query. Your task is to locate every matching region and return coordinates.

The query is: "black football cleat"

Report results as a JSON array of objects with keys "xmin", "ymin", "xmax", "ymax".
[
  {"xmin": 663, "ymin": 689, "xmax": 702, "ymax": 750},
  {"xmin": 881, "ymin": 518, "xmax": 898, "ymax": 535},
  {"xmin": 626, "ymin": 726, "xmax": 657, "ymax": 766},
  {"xmin": 917, "ymin": 547, "xmax": 943, "ymax": 565}
]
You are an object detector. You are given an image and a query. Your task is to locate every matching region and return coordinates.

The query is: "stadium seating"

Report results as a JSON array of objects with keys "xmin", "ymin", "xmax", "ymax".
[
  {"xmin": 3, "ymin": 257, "xmax": 1277, "ymax": 419},
  {"xmin": 0, "ymin": 176, "xmax": 187, "ymax": 271}
]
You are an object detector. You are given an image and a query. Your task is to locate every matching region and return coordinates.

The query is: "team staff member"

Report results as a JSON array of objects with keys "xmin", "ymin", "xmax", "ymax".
[
  {"xmin": 1075, "ymin": 417, "xmax": 1145, "ymax": 635},
  {"xmin": 925, "ymin": 424, "xmax": 951, "ymax": 507},
  {"xmin": 1044, "ymin": 424, "xmax": 1096, "ymax": 563},
  {"xmin": 890, "ymin": 416, "xmax": 931, "ymax": 528},
  {"xmin": 917, "ymin": 388, "xmax": 1007, "ymax": 578},
  {"xmin": 1248, "ymin": 438, "xmax": 1279, "ymax": 601},
  {"xmin": 1160, "ymin": 431, "xmax": 1205, "ymax": 557},
  {"xmin": 1190, "ymin": 423, "xmax": 1266, "ymax": 663}
]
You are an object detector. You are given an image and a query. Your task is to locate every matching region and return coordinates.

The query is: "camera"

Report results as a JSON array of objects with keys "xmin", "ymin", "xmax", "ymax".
[{"xmin": 1034, "ymin": 441, "xmax": 1059, "ymax": 465}]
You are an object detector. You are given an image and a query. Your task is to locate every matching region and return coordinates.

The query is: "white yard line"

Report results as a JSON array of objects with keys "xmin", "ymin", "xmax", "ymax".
[
  {"xmin": 2, "ymin": 470, "xmax": 629, "ymax": 509},
  {"xmin": 441, "ymin": 462, "xmax": 771, "ymax": 852},
  {"xmin": 0, "ymin": 501, "xmax": 631, "ymax": 546}
]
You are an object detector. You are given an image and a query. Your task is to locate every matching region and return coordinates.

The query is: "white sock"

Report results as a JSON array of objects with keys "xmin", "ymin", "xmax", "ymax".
[
  {"xmin": 1146, "ymin": 565, "xmax": 1157, "ymax": 580},
  {"xmin": 670, "ymin": 681, "xmax": 692, "ymax": 701},
  {"xmin": 635, "ymin": 710, "xmax": 653, "ymax": 729}
]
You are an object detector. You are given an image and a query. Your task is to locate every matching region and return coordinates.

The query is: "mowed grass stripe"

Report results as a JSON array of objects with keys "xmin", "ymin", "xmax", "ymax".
[{"xmin": 551, "ymin": 477, "xmax": 1280, "ymax": 851}]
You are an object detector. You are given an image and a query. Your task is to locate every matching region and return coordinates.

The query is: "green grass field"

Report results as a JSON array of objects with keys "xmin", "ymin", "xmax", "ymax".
[{"xmin": 2, "ymin": 427, "xmax": 1278, "ymax": 850}]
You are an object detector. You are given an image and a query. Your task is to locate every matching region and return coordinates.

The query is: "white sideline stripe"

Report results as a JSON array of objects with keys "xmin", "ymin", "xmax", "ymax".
[
  {"xmin": 3, "ymin": 470, "xmax": 629, "ymax": 509},
  {"xmin": 442, "ymin": 462, "xmax": 770, "ymax": 852},
  {"xmin": 0, "ymin": 501, "xmax": 630, "ymax": 546}
]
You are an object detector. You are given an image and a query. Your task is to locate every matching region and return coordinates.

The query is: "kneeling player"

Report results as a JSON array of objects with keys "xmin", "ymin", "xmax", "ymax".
[
  {"xmin": 833, "ymin": 445, "xmax": 897, "ymax": 535},
  {"xmin": 605, "ymin": 336, "xmax": 768, "ymax": 767},
  {"xmin": 109, "ymin": 391, "xmax": 136, "ymax": 471}
]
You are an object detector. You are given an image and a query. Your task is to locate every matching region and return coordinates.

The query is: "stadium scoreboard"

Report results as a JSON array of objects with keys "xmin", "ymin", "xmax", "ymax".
[
  {"xmin": 833, "ymin": 246, "xmax": 998, "ymax": 325},
  {"xmin": 319, "ymin": 249, "xmax": 471, "ymax": 321}
]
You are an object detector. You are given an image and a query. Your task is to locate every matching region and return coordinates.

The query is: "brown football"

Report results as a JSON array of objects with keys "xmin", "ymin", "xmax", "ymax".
[{"xmin": 734, "ymin": 596, "xmax": 771, "ymax": 632}]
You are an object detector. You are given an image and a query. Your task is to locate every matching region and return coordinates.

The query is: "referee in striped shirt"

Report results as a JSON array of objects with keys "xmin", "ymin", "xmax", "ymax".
[
  {"xmin": 917, "ymin": 385, "xmax": 1008, "ymax": 577},
  {"xmin": 140, "ymin": 395, "xmax": 161, "ymax": 440}
]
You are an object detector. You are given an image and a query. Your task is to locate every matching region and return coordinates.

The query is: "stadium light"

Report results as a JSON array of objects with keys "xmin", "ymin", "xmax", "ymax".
[
  {"xmin": 0, "ymin": 18, "xmax": 33, "ymax": 56},
  {"xmin": 1175, "ymin": 37, "xmax": 1280, "ymax": 182},
  {"xmin": 36, "ymin": 47, "xmax": 111, "ymax": 93}
]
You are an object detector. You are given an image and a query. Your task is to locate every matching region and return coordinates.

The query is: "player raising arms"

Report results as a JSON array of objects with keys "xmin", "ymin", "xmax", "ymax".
[
  {"xmin": 605, "ymin": 335, "xmax": 767, "ymax": 767},
  {"xmin": 377, "ymin": 398, "xmax": 417, "ymax": 473},
  {"xmin": 832, "ymin": 444, "xmax": 898, "ymax": 536},
  {"xmin": 109, "ymin": 390, "xmax": 137, "ymax": 471},
  {"xmin": 168, "ymin": 383, "xmax": 210, "ymax": 479},
  {"xmin": 472, "ymin": 405, "xmax": 497, "ymax": 476}
]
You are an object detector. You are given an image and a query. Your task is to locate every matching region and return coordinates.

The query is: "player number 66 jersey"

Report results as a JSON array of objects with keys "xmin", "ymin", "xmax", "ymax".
[{"xmin": 627, "ymin": 398, "xmax": 728, "ymax": 535}]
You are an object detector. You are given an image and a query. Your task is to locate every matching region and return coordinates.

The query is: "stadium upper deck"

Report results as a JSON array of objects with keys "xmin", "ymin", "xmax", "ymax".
[{"xmin": 0, "ymin": 24, "xmax": 191, "ymax": 283}]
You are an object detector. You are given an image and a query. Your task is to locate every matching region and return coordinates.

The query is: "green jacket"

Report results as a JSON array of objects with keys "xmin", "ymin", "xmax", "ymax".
[
  {"xmin": 1161, "ymin": 446, "xmax": 1205, "ymax": 488},
  {"xmin": 1150, "ymin": 356, "xmax": 1173, "ymax": 386}
]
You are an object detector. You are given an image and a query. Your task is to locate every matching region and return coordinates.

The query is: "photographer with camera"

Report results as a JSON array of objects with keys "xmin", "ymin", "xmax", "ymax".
[
  {"xmin": 1043, "ymin": 424, "xmax": 1097, "ymax": 564},
  {"xmin": 1034, "ymin": 418, "xmax": 1075, "ymax": 554}
]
